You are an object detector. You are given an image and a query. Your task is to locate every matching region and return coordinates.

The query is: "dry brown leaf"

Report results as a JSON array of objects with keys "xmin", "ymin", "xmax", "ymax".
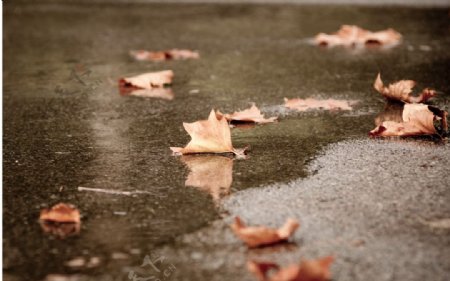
[
  {"xmin": 231, "ymin": 216, "xmax": 299, "ymax": 248},
  {"xmin": 217, "ymin": 104, "xmax": 277, "ymax": 124},
  {"xmin": 171, "ymin": 110, "xmax": 247, "ymax": 156},
  {"xmin": 120, "ymin": 88, "xmax": 174, "ymax": 100},
  {"xmin": 119, "ymin": 70, "xmax": 173, "ymax": 91},
  {"xmin": 130, "ymin": 49, "xmax": 199, "ymax": 62},
  {"xmin": 39, "ymin": 203, "xmax": 81, "ymax": 238},
  {"xmin": 247, "ymin": 256, "xmax": 334, "ymax": 281},
  {"xmin": 40, "ymin": 203, "xmax": 80, "ymax": 223},
  {"xmin": 181, "ymin": 155, "xmax": 233, "ymax": 201},
  {"xmin": 284, "ymin": 98, "xmax": 355, "ymax": 111},
  {"xmin": 315, "ymin": 25, "xmax": 401, "ymax": 47},
  {"xmin": 369, "ymin": 103, "xmax": 448, "ymax": 137},
  {"xmin": 374, "ymin": 73, "xmax": 436, "ymax": 103}
]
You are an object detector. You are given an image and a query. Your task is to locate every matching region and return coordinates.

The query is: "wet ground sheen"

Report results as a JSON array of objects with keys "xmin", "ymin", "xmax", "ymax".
[{"xmin": 3, "ymin": 2, "xmax": 450, "ymax": 281}]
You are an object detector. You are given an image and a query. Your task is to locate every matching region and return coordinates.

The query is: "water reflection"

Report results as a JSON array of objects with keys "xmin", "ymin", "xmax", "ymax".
[
  {"xmin": 374, "ymin": 102, "xmax": 404, "ymax": 126},
  {"xmin": 181, "ymin": 155, "xmax": 233, "ymax": 202},
  {"xmin": 119, "ymin": 88, "xmax": 174, "ymax": 100}
]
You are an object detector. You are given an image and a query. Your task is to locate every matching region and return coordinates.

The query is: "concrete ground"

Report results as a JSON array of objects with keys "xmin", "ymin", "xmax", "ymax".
[
  {"xmin": 3, "ymin": 2, "xmax": 450, "ymax": 281},
  {"xmin": 158, "ymin": 139, "xmax": 450, "ymax": 281}
]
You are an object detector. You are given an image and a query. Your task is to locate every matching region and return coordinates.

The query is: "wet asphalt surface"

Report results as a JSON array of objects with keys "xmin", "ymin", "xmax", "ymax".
[{"xmin": 3, "ymin": 2, "xmax": 450, "ymax": 281}]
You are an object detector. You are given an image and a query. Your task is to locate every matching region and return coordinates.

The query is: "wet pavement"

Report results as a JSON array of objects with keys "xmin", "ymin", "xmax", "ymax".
[{"xmin": 3, "ymin": 2, "xmax": 450, "ymax": 281}]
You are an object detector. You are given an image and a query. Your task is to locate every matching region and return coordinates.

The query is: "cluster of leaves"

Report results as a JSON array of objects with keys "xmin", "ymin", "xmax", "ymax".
[{"xmin": 370, "ymin": 73, "xmax": 448, "ymax": 137}]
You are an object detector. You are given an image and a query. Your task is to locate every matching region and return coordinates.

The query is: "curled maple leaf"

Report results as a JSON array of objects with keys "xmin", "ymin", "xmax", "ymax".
[
  {"xmin": 130, "ymin": 49, "xmax": 199, "ymax": 62},
  {"xmin": 230, "ymin": 216, "xmax": 299, "ymax": 248},
  {"xmin": 315, "ymin": 25, "xmax": 401, "ymax": 47},
  {"xmin": 181, "ymin": 155, "xmax": 233, "ymax": 201},
  {"xmin": 118, "ymin": 70, "xmax": 174, "ymax": 91},
  {"xmin": 217, "ymin": 104, "xmax": 277, "ymax": 124},
  {"xmin": 370, "ymin": 103, "xmax": 448, "ymax": 137},
  {"xmin": 284, "ymin": 98, "xmax": 355, "ymax": 111},
  {"xmin": 374, "ymin": 73, "xmax": 436, "ymax": 103},
  {"xmin": 170, "ymin": 110, "xmax": 247, "ymax": 156},
  {"xmin": 247, "ymin": 256, "xmax": 334, "ymax": 281}
]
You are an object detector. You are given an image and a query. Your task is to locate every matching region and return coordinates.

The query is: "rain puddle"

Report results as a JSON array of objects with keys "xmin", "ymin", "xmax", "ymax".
[{"xmin": 3, "ymin": 2, "xmax": 449, "ymax": 280}]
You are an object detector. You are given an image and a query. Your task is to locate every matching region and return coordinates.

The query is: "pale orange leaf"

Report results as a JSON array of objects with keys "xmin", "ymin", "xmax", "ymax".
[
  {"xmin": 170, "ymin": 110, "xmax": 246, "ymax": 156},
  {"xmin": 284, "ymin": 98, "xmax": 355, "ymax": 111},
  {"xmin": 218, "ymin": 104, "xmax": 277, "ymax": 124},
  {"xmin": 374, "ymin": 73, "xmax": 436, "ymax": 103},
  {"xmin": 315, "ymin": 25, "xmax": 401, "ymax": 47},
  {"xmin": 119, "ymin": 70, "xmax": 174, "ymax": 90},
  {"xmin": 40, "ymin": 203, "xmax": 80, "ymax": 223},
  {"xmin": 369, "ymin": 103, "xmax": 448, "ymax": 137}
]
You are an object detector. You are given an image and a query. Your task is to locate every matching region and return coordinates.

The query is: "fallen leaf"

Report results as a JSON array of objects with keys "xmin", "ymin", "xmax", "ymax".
[
  {"xmin": 231, "ymin": 216, "xmax": 299, "ymax": 248},
  {"xmin": 170, "ymin": 110, "xmax": 247, "ymax": 156},
  {"xmin": 284, "ymin": 98, "xmax": 355, "ymax": 111},
  {"xmin": 315, "ymin": 25, "xmax": 401, "ymax": 47},
  {"xmin": 181, "ymin": 155, "xmax": 233, "ymax": 201},
  {"xmin": 118, "ymin": 70, "xmax": 173, "ymax": 91},
  {"xmin": 40, "ymin": 203, "xmax": 80, "ymax": 223},
  {"xmin": 369, "ymin": 103, "xmax": 448, "ymax": 137},
  {"xmin": 374, "ymin": 73, "xmax": 436, "ymax": 103},
  {"xmin": 119, "ymin": 88, "xmax": 174, "ymax": 100},
  {"xmin": 247, "ymin": 256, "xmax": 334, "ymax": 281},
  {"xmin": 39, "ymin": 203, "xmax": 81, "ymax": 238},
  {"xmin": 217, "ymin": 104, "xmax": 277, "ymax": 124},
  {"xmin": 130, "ymin": 49, "xmax": 199, "ymax": 61}
]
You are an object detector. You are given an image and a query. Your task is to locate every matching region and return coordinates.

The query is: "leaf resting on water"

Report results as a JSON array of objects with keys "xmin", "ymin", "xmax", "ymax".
[
  {"xmin": 170, "ymin": 110, "xmax": 247, "ymax": 156},
  {"xmin": 314, "ymin": 25, "xmax": 401, "ymax": 47},
  {"xmin": 284, "ymin": 98, "xmax": 355, "ymax": 111},
  {"xmin": 216, "ymin": 104, "xmax": 277, "ymax": 124},
  {"xmin": 374, "ymin": 73, "xmax": 436, "ymax": 103},
  {"xmin": 369, "ymin": 103, "xmax": 448, "ymax": 137},
  {"xmin": 119, "ymin": 70, "xmax": 174, "ymax": 90}
]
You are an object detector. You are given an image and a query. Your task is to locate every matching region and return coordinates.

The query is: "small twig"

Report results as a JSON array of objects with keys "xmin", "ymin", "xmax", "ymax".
[{"xmin": 77, "ymin": 186, "xmax": 161, "ymax": 196}]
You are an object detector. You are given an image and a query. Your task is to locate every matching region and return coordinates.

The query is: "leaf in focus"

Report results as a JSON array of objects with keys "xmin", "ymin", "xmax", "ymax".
[
  {"xmin": 247, "ymin": 256, "xmax": 334, "ymax": 281},
  {"xmin": 369, "ymin": 103, "xmax": 448, "ymax": 137},
  {"xmin": 284, "ymin": 98, "xmax": 356, "ymax": 111},
  {"xmin": 374, "ymin": 73, "xmax": 436, "ymax": 103},
  {"xmin": 314, "ymin": 25, "xmax": 401, "ymax": 47},
  {"xmin": 230, "ymin": 216, "xmax": 299, "ymax": 248},
  {"xmin": 129, "ymin": 49, "xmax": 199, "ymax": 61},
  {"xmin": 181, "ymin": 155, "xmax": 233, "ymax": 202},
  {"xmin": 217, "ymin": 104, "xmax": 277, "ymax": 124},
  {"xmin": 171, "ymin": 110, "xmax": 247, "ymax": 156}
]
